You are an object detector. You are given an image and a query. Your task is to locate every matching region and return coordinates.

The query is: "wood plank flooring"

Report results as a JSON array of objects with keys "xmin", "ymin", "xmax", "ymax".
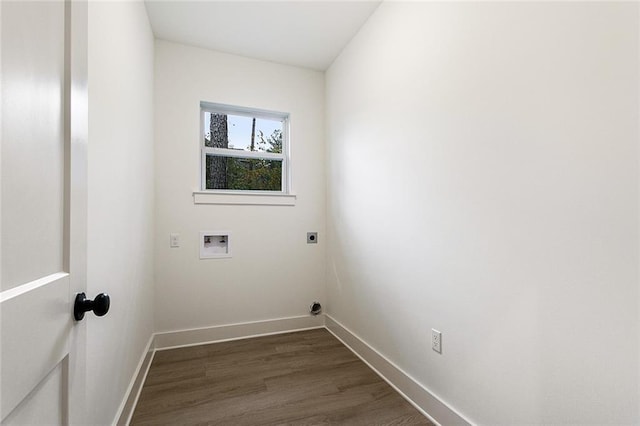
[{"xmin": 131, "ymin": 328, "xmax": 433, "ymax": 425}]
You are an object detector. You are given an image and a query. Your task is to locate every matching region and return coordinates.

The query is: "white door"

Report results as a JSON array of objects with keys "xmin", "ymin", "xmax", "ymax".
[{"xmin": 1, "ymin": 0, "xmax": 88, "ymax": 424}]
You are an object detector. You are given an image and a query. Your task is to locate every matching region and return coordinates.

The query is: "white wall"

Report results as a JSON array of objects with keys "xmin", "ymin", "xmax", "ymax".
[
  {"xmin": 154, "ymin": 40, "xmax": 325, "ymax": 333},
  {"xmin": 87, "ymin": 2, "xmax": 155, "ymax": 424},
  {"xmin": 326, "ymin": 2, "xmax": 639, "ymax": 424}
]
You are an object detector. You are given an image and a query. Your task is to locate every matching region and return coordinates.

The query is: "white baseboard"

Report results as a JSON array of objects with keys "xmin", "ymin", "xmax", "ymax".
[
  {"xmin": 113, "ymin": 334, "xmax": 155, "ymax": 426},
  {"xmin": 154, "ymin": 314, "xmax": 325, "ymax": 350},
  {"xmin": 114, "ymin": 315, "xmax": 324, "ymax": 425},
  {"xmin": 325, "ymin": 315, "xmax": 472, "ymax": 426},
  {"xmin": 115, "ymin": 314, "xmax": 470, "ymax": 426}
]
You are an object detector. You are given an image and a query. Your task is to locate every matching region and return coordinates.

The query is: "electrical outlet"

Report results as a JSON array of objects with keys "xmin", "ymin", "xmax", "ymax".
[
  {"xmin": 432, "ymin": 329, "xmax": 442, "ymax": 353},
  {"xmin": 170, "ymin": 233, "xmax": 180, "ymax": 248},
  {"xmin": 307, "ymin": 232, "xmax": 318, "ymax": 244}
]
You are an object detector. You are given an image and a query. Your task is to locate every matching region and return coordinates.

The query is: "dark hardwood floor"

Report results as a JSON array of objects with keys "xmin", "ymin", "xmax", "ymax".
[{"xmin": 130, "ymin": 328, "xmax": 433, "ymax": 425}]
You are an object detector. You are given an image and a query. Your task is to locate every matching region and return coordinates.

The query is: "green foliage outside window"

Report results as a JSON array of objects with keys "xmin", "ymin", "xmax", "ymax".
[{"xmin": 204, "ymin": 115, "xmax": 284, "ymax": 191}]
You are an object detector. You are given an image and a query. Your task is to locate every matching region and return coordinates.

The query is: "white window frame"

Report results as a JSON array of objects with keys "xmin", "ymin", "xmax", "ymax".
[{"xmin": 200, "ymin": 101, "xmax": 290, "ymax": 194}]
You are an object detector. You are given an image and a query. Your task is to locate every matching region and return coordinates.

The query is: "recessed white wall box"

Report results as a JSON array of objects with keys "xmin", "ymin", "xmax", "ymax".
[{"xmin": 200, "ymin": 231, "xmax": 232, "ymax": 259}]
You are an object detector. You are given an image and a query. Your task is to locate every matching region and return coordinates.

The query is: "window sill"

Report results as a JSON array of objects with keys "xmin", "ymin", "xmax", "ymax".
[{"xmin": 193, "ymin": 191, "xmax": 296, "ymax": 206}]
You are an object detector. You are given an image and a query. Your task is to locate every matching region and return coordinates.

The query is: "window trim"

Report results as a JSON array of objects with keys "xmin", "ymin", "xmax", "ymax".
[
  {"xmin": 192, "ymin": 191, "xmax": 296, "ymax": 206},
  {"xmin": 200, "ymin": 102, "xmax": 290, "ymax": 194}
]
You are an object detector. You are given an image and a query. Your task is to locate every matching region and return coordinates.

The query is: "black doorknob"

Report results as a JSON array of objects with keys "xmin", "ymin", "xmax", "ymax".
[{"xmin": 74, "ymin": 292, "xmax": 110, "ymax": 321}]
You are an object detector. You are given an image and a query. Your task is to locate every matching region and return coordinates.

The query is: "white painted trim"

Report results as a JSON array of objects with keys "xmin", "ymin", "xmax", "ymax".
[
  {"xmin": 193, "ymin": 191, "xmax": 296, "ymax": 206},
  {"xmin": 204, "ymin": 147, "xmax": 284, "ymax": 161},
  {"xmin": 115, "ymin": 316, "xmax": 325, "ymax": 424},
  {"xmin": 0, "ymin": 272, "xmax": 69, "ymax": 303},
  {"xmin": 112, "ymin": 334, "xmax": 155, "ymax": 426},
  {"xmin": 200, "ymin": 101, "xmax": 289, "ymax": 122},
  {"xmin": 325, "ymin": 315, "xmax": 473, "ymax": 426},
  {"xmin": 118, "ymin": 314, "xmax": 471, "ymax": 426},
  {"xmin": 154, "ymin": 315, "xmax": 325, "ymax": 350}
]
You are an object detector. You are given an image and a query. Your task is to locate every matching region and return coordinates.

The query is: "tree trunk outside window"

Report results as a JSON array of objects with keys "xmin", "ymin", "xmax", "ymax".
[{"xmin": 207, "ymin": 113, "xmax": 228, "ymax": 189}]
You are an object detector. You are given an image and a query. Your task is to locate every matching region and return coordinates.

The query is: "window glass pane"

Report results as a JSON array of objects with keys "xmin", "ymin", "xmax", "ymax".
[
  {"xmin": 205, "ymin": 155, "xmax": 283, "ymax": 191},
  {"xmin": 204, "ymin": 112, "xmax": 283, "ymax": 153}
]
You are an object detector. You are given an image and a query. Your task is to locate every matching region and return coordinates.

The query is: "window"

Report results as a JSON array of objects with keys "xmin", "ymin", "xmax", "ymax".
[{"xmin": 201, "ymin": 102, "xmax": 289, "ymax": 193}]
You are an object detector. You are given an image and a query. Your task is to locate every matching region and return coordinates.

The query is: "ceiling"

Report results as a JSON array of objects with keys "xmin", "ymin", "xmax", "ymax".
[{"xmin": 144, "ymin": 1, "xmax": 381, "ymax": 71}]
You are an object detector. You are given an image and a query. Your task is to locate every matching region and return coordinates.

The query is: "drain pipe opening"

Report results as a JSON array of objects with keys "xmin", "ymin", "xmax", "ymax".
[{"xmin": 310, "ymin": 302, "xmax": 322, "ymax": 316}]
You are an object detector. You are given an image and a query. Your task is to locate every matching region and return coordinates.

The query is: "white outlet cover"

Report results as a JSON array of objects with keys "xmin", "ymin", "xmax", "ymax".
[{"xmin": 432, "ymin": 329, "xmax": 442, "ymax": 354}]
